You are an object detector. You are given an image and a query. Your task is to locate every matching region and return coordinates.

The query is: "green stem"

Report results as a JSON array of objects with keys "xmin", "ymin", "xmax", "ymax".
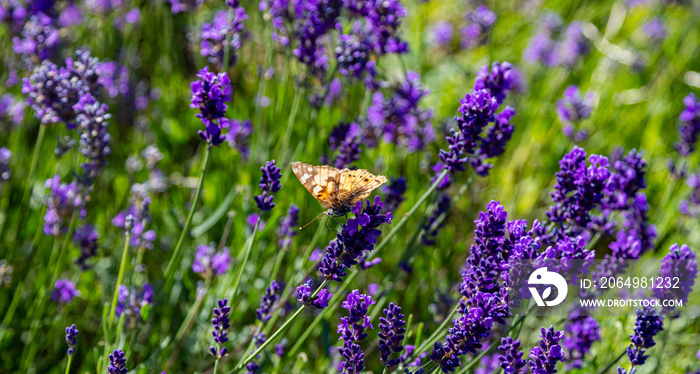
[
  {"xmin": 65, "ymin": 354, "xmax": 74, "ymax": 374},
  {"xmin": 231, "ymin": 280, "xmax": 329, "ymax": 373},
  {"xmin": 109, "ymin": 231, "xmax": 132, "ymax": 326},
  {"xmin": 23, "ymin": 124, "xmax": 47, "ymax": 202},
  {"xmin": 231, "ymin": 220, "xmax": 260, "ymax": 301},
  {"xmin": 280, "ymin": 89, "xmax": 303, "ymax": 164},
  {"xmin": 164, "ymin": 144, "xmax": 213, "ymax": 282}
]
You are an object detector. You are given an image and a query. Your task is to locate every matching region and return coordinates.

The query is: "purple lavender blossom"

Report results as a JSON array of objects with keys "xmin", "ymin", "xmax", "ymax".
[
  {"xmin": 337, "ymin": 290, "xmax": 375, "ymax": 374},
  {"xmin": 192, "ymin": 243, "xmax": 231, "ymax": 277},
  {"xmin": 198, "ymin": 8, "xmax": 248, "ymax": 68},
  {"xmin": 378, "ymin": 302, "xmax": 407, "ymax": 367},
  {"xmin": 336, "ymin": 34, "xmax": 373, "ymax": 79},
  {"xmin": 318, "ymin": 196, "xmax": 392, "ymax": 282},
  {"xmin": 43, "ymin": 175, "xmax": 86, "ymax": 236},
  {"xmin": 74, "ymin": 94, "xmax": 111, "ymax": 182},
  {"xmin": 383, "ymin": 176, "xmax": 406, "ymax": 212},
  {"xmin": 278, "ymin": 204, "xmax": 300, "ymax": 247},
  {"xmin": 460, "ymin": 5, "xmax": 496, "ymax": 49},
  {"xmin": 546, "ymin": 146, "xmax": 610, "ymax": 234},
  {"xmin": 98, "ymin": 62, "xmax": 131, "ymax": 98},
  {"xmin": 431, "ymin": 201, "xmax": 512, "ymax": 372},
  {"xmin": 0, "ymin": 93, "xmax": 25, "ymax": 128},
  {"xmin": 52, "ymin": 279, "xmax": 80, "ymax": 303},
  {"xmin": 254, "ymin": 160, "xmax": 282, "ymax": 211},
  {"xmin": 332, "ymin": 122, "xmax": 362, "ymax": 169},
  {"xmin": 256, "ymin": 281, "xmax": 281, "ymax": 323},
  {"xmin": 431, "ymin": 21, "xmax": 453, "ymax": 46},
  {"xmin": 108, "ymin": 349, "xmax": 127, "ymax": 374},
  {"xmin": 528, "ymin": 326, "xmax": 565, "ymax": 374},
  {"xmin": 12, "ymin": 12, "xmax": 59, "ymax": 66},
  {"xmin": 364, "ymin": 72, "xmax": 434, "ymax": 151},
  {"xmin": 653, "ymin": 243, "xmax": 698, "ymax": 315},
  {"xmin": 297, "ymin": 280, "xmax": 333, "ymax": 309},
  {"xmin": 473, "ymin": 61, "xmax": 514, "ymax": 105},
  {"xmin": 0, "ymin": 0, "xmax": 28, "ymax": 33},
  {"xmin": 435, "ymin": 88, "xmax": 516, "ymax": 186},
  {"xmin": 190, "ymin": 67, "xmax": 232, "ymax": 146},
  {"xmin": 23, "ymin": 62, "xmax": 83, "ymax": 128},
  {"xmin": 0, "ymin": 148, "xmax": 11, "ymax": 182},
  {"xmin": 563, "ymin": 316, "xmax": 600, "ymax": 369},
  {"xmin": 116, "ymin": 284, "xmax": 154, "ymax": 328},
  {"xmin": 73, "ymin": 224, "xmax": 99, "ymax": 270},
  {"xmin": 275, "ymin": 339, "xmax": 287, "ymax": 357},
  {"xmin": 112, "ymin": 187, "xmax": 155, "ymax": 249},
  {"xmin": 676, "ymin": 93, "xmax": 700, "ymax": 156},
  {"xmin": 625, "ymin": 305, "xmax": 664, "ymax": 366},
  {"xmin": 65, "ymin": 324, "xmax": 78, "ymax": 355},
  {"xmin": 556, "ymin": 85, "xmax": 594, "ymax": 140},
  {"xmin": 169, "ymin": 0, "xmax": 207, "ymax": 13},
  {"xmin": 525, "ymin": 14, "xmax": 589, "ymax": 67},
  {"xmin": 642, "ymin": 17, "xmax": 666, "ymax": 44},
  {"xmin": 225, "ymin": 119, "xmax": 253, "ymax": 158},
  {"xmin": 210, "ymin": 298, "xmax": 231, "ymax": 359},
  {"xmin": 498, "ymin": 337, "xmax": 526, "ymax": 374}
]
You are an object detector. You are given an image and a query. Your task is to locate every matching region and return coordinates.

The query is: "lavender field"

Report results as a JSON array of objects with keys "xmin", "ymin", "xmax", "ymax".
[{"xmin": 0, "ymin": 0, "xmax": 699, "ymax": 373}]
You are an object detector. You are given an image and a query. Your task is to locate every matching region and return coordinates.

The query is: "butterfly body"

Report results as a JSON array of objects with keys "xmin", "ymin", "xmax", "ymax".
[{"xmin": 291, "ymin": 161, "xmax": 388, "ymax": 217}]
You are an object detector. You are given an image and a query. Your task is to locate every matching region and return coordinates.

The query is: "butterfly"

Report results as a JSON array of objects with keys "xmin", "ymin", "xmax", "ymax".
[{"xmin": 291, "ymin": 161, "xmax": 388, "ymax": 218}]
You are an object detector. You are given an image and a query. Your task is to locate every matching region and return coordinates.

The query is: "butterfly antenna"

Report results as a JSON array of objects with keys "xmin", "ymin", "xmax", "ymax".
[{"xmin": 299, "ymin": 211, "xmax": 327, "ymax": 230}]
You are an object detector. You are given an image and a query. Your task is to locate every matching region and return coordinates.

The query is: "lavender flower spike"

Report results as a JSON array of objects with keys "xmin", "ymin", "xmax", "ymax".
[
  {"xmin": 190, "ymin": 66, "xmax": 232, "ymax": 146},
  {"xmin": 378, "ymin": 302, "xmax": 407, "ymax": 367},
  {"xmin": 254, "ymin": 160, "xmax": 282, "ymax": 211},
  {"xmin": 108, "ymin": 349, "xmax": 127, "ymax": 374},
  {"xmin": 65, "ymin": 324, "xmax": 78, "ymax": 355},
  {"xmin": 498, "ymin": 337, "xmax": 526, "ymax": 374},
  {"xmin": 192, "ymin": 243, "xmax": 231, "ymax": 278},
  {"xmin": 297, "ymin": 280, "xmax": 332, "ymax": 310},
  {"xmin": 528, "ymin": 326, "xmax": 565, "ymax": 374},
  {"xmin": 653, "ymin": 243, "xmax": 698, "ymax": 315},
  {"xmin": 210, "ymin": 299, "xmax": 231, "ymax": 359},
  {"xmin": 256, "ymin": 281, "xmax": 281, "ymax": 323},
  {"xmin": 625, "ymin": 305, "xmax": 664, "ymax": 366},
  {"xmin": 337, "ymin": 290, "xmax": 375, "ymax": 374}
]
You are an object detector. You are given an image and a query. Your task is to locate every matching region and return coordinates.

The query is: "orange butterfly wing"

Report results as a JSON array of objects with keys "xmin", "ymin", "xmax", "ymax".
[{"xmin": 291, "ymin": 162, "xmax": 388, "ymax": 212}]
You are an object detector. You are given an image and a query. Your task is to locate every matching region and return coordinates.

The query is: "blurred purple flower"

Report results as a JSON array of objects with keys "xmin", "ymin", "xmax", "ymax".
[
  {"xmin": 73, "ymin": 224, "xmax": 99, "ymax": 270},
  {"xmin": 278, "ymin": 204, "xmax": 300, "ymax": 247},
  {"xmin": 431, "ymin": 21, "xmax": 453, "ymax": 46},
  {"xmin": 460, "ymin": 5, "xmax": 496, "ymax": 49},
  {"xmin": 192, "ymin": 243, "xmax": 231, "ymax": 277},
  {"xmin": 256, "ymin": 281, "xmax": 281, "ymax": 323},
  {"xmin": 676, "ymin": 93, "xmax": 700, "ymax": 156},
  {"xmin": 12, "ymin": 12, "xmax": 59, "ymax": 66},
  {"xmin": 52, "ymin": 279, "xmax": 80, "ymax": 303},
  {"xmin": 224, "ymin": 119, "xmax": 253, "ymax": 158},
  {"xmin": 364, "ymin": 72, "xmax": 434, "ymax": 151},
  {"xmin": 199, "ymin": 8, "xmax": 248, "ymax": 68},
  {"xmin": 116, "ymin": 283, "xmax": 154, "ymax": 328},
  {"xmin": 653, "ymin": 243, "xmax": 697, "ymax": 315},
  {"xmin": 43, "ymin": 175, "xmax": 86, "ymax": 236},
  {"xmin": 0, "ymin": 148, "xmax": 11, "ymax": 182},
  {"xmin": 642, "ymin": 17, "xmax": 666, "ymax": 44},
  {"xmin": 0, "ymin": 93, "xmax": 25, "ymax": 128},
  {"xmin": 383, "ymin": 176, "xmax": 406, "ymax": 212}
]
